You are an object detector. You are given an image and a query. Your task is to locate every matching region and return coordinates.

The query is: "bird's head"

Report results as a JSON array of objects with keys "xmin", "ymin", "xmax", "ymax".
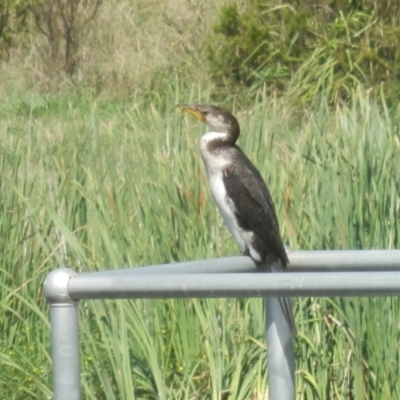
[{"xmin": 177, "ymin": 104, "xmax": 240, "ymax": 138}]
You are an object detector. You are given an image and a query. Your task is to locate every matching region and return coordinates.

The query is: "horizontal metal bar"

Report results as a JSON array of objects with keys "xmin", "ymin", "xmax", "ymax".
[
  {"xmin": 81, "ymin": 250, "xmax": 400, "ymax": 278},
  {"xmin": 68, "ymin": 271, "xmax": 400, "ymax": 300},
  {"xmin": 288, "ymin": 250, "xmax": 400, "ymax": 271},
  {"xmin": 86, "ymin": 256, "xmax": 257, "ymax": 276}
]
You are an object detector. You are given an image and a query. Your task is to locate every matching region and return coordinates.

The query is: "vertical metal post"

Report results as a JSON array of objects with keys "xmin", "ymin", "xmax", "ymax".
[
  {"xmin": 44, "ymin": 268, "xmax": 81, "ymax": 400},
  {"xmin": 266, "ymin": 297, "xmax": 295, "ymax": 400}
]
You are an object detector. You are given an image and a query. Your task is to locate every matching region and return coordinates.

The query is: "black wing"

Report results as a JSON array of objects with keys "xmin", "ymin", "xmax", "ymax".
[{"xmin": 223, "ymin": 148, "xmax": 288, "ymax": 266}]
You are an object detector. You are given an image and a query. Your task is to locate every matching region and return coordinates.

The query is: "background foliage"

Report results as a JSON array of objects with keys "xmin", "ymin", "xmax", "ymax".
[
  {"xmin": 0, "ymin": 0, "xmax": 400, "ymax": 399},
  {"xmin": 207, "ymin": 0, "xmax": 400, "ymax": 103},
  {"xmin": 1, "ymin": 0, "xmax": 400, "ymax": 102}
]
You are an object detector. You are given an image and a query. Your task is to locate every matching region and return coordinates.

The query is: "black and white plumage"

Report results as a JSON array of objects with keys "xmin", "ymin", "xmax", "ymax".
[{"xmin": 177, "ymin": 103, "xmax": 296, "ymax": 335}]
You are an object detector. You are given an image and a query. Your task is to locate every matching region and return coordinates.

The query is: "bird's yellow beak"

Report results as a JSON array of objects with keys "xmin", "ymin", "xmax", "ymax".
[{"xmin": 177, "ymin": 104, "xmax": 206, "ymax": 123}]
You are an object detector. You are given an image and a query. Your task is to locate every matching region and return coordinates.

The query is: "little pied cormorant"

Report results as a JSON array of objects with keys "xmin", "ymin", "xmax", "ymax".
[{"xmin": 177, "ymin": 103, "xmax": 296, "ymax": 336}]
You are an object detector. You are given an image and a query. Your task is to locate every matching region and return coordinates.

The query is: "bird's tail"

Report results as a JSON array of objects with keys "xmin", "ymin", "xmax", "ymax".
[{"xmin": 278, "ymin": 297, "xmax": 297, "ymax": 336}]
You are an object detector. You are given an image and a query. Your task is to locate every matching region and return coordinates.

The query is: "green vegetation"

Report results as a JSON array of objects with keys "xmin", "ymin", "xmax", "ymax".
[
  {"xmin": 1, "ymin": 89, "xmax": 399, "ymax": 399},
  {"xmin": 207, "ymin": 0, "xmax": 400, "ymax": 104},
  {"xmin": 0, "ymin": 0, "xmax": 400, "ymax": 399}
]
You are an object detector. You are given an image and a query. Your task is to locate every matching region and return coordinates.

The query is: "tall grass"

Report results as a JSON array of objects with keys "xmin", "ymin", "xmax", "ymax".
[{"xmin": 0, "ymin": 87, "xmax": 399, "ymax": 399}]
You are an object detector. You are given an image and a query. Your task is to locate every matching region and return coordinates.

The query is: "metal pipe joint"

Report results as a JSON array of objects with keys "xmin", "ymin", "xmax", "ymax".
[{"xmin": 44, "ymin": 268, "xmax": 81, "ymax": 400}]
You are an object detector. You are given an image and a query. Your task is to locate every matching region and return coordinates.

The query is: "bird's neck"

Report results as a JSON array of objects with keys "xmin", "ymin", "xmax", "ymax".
[
  {"xmin": 199, "ymin": 131, "xmax": 239, "ymax": 175},
  {"xmin": 201, "ymin": 128, "xmax": 239, "ymax": 150}
]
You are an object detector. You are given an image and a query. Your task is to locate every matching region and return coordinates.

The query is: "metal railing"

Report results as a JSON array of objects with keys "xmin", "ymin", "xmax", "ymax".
[{"xmin": 43, "ymin": 250, "xmax": 400, "ymax": 400}]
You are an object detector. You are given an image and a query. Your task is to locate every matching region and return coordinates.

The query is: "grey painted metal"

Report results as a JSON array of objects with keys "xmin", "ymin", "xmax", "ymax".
[
  {"xmin": 267, "ymin": 298, "xmax": 295, "ymax": 400},
  {"xmin": 43, "ymin": 268, "xmax": 81, "ymax": 400},
  {"xmin": 101, "ymin": 256, "xmax": 257, "ymax": 275},
  {"xmin": 95, "ymin": 250, "xmax": 400, "ymax": 275},
  {"xmin": 288, "ymin": 250, "xmax": 400, "ymax": 271},
  {"xmin": 43, "ymin": 250, "xmax": 400, "ymax": 400},
  {"xmin": 68, "ymin": 270, "xmax": 400, "ymax": 299}
]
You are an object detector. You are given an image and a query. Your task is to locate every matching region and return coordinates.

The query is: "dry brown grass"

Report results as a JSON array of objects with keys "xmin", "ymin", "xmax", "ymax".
[{"xmin": 1, "ymin": 0, "xmax": 239, "ymax": 97}]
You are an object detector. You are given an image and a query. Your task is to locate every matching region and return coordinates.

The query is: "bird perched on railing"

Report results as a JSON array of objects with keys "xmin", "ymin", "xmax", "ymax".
[{"xmin": 177, "ymin": 103, "xmax": 296, "ymax": 335}]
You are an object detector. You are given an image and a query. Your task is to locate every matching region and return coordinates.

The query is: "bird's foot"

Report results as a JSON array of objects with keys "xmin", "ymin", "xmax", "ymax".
[{"xmin": 233, "ymin": 249, "xmax": 250, "ymax": 257}]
